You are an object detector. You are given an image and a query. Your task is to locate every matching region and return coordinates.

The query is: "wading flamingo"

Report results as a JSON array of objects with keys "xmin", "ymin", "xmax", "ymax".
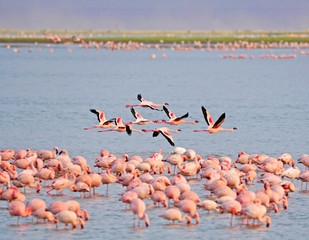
[
  {"xmin": 193, "ymin": 106, "xmax": 237, "ymax": 134},
  {"xmin": 130, "ymin": 198, "xmax": 150, "ymax": 227},
  {"xmin": 159, "ymin": 208, "xmax": 191, "ymax": 224}
]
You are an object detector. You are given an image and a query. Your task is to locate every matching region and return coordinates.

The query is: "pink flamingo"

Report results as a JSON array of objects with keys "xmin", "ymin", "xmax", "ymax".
[
  {"xmin": 0, "ymin": 149, "xmax": 15, "ymax": 161},
  {"xmin": 84, "ymin": 109, "xmax": 116, "ymax": 130},
  {"xmin": 8, "ymin": 201, "xmax": 32, "ymax": 224},
  {"xmin": 66, "ymin": 200, "xmax": 89, "ymax": 221},
  {"xmin": 130, "ymin": 198, "xmax": 150, "ymax": 227},
  {"xmin": 150, "ymin": 191, "xmax": 168, "ymax": 207},
  {"xmin": 297, "ymin": 170, "xmax": 309, "ymax": 190},
  {"xmin": 175, "ymin": 199, "xmax": 200, "ymax": 224},
  {"xmin": 165, "ymin": 154, "xmax": 187, "ymax": 174},
  {"xmin": 155, "ymin": 106, "xmax": 199, "ymax": 125},
  {"xmin": 98, "ymin": 117, "xmax": 139, "ymax": 135},
  {"xmin": 37, "ymin": 147, "xmax": 59, "ymax": 161},
  {"xmin": 219, "ymin": 200, "xmax": 242, "ymax": 225},
  {"xmin": 0, "ymin": 187, "xmax": 26, "ymax": 203},
  {"xmin": 159, "ymin": 208, "xmax": 191, "ymax": 224},
  {"xmin": 180, "ymin": 191, "xmax": 201, "ymax": 204},
  {"xmin": 101, "ymin": 169, "xmax": 117, "ymax": 195},
  {"xmin": 142, "ymin": 127, "xmax": 181, "ymax": 146},
  {"xmin": 125, "ymin": 93, "xmax": 168, "ymax": 111},
  {"xmin": 242, "ymin": 200, "xmax": 271, "ymax": 227},
  {"xmin": 193, "ymin": 106, "xmax": 237, "ymax": 134},
  {"xmin": 13, "ymin": 149, "xmax": 27, "ymax": 160},
  {"xmin": 32, "ymin": 207, "xmax": 56, "ymax": 223},
  {"xmin": 120, "ymin": 191, "xmax": 139, "ymax": 209},
  {"xmin": 130, "ymin": 107, "xmax": 156, "ymax": 125},
  {"xmin": 197, "ymin": 200, "xmax": 220, "ymax": 213},
  {"xmin": 13, "ymin": 173, "xmax": 41, "ymax": 193},
  {"xmin": 26, "ymin": 198, "xmax": 46, "ymax": 213},
  {"xmin": 47, "ymin": 173, "xmax": 76, "ymax": 195},
  {"xmin": 55, "ymin": 210, "xmax": 85, "ymax": 229},
  {"xmin": 165, "ymin": 185, "xmax": 181, "ymax": 205}
]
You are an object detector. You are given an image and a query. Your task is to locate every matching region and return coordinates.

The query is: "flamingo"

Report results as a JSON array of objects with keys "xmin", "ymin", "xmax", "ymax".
[
  {"xmin": 8, "ymin": 201, "xmax": 32, "ymax": 224},
  {"xmin": 0, "ymin": 149, "xmax": 15, "ymax": 161},
  {"xmin": 219, "ymin": 200, "xmax": 242, "ymax": 225},
  {"xmin": 150, "ymin": 191, "xmax": 168, "ymax": 207},
  {"xmin": 98, "ymin": 117, "xmax": 139, "ymax": 135},
  {"xmin": 165, "ymin": 154, "xmax": 187, "ymax": 174},
  {"xmin": 130, "ymin": 198, "xmax": 150, "ymax": 227},
  {"xmin": 125, "ymin": 93, "xmax": 168, "ymax": 111},
  {"xmin": 84, "ymin": 109, "xmax": 116, "ymax": 130},
  {"xmin": 193, "ymin": 106, "xmax": 237, "ymax": 134},
  {"xmin": 129, "ymin": 107, "xmax": 156, "ymax": 125},
  {"xmin": 197, "ymin": 200, "xmax": 220, "ymax": 213},
  {"xmin": 32, "ymin": 207, "xmax": 56, "ymax": 223},
  {"xmin": 47, "ymin": 173, "xmax": 76, "ymax": 195},
  {"xmin": 142, "ymin": 127, "xmax": 181, "ymax": 146},
  {"xmin": 155, "ymin": 106, "xmax": 199, "ymax": 125},
  {"xmin": 101, "ymin": 169, "xmax": 117, "ymax": 195},
  {"xmin": 37, "ymin": 147, "xmax": 59, "ymax": 161},
  {"xmin": 13, "ymin": 149, "xmax": 27, "ymax": 160},
  {"xmin": 175, "ymin": 199, "xmax": 200, "ymax": 224},
  {"xmin": 242, "ymin": 200, "xmax": 271, "ymax": 227},
  {"xmin": 55, "ymin": 210, "xmax": 85, "ymax": 229},
  {"xmin": 159, "ymin": 208, "xmax": 191, "ymax": 224}
]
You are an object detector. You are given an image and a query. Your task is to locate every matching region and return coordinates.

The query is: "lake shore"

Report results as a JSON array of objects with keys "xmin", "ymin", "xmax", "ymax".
[{"xmin": 1, "ymin": 29, "xmax": 309, "ymax": 44}]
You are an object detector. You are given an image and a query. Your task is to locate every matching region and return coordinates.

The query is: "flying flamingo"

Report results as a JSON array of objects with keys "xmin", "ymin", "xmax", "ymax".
[
  {"xmin": 159, "ymin": 208, "xmax": 191, "ymax": 224},
  {"xmin": 130, "ymin": 198, "xmax": 150, "ymax": 227},
  {"xmin": 155, "ymin": 106, "xmax": 199, "ymax": 125},
  {"xmin": 193, "ymin": 106, "xmax": 237, "ymax": 134},
  {"xmin": 125, "ymin": 94, "xmax": 168, "ymax": 111},
  {"xmin": 129, "ymin": 107, "xmax": 156, "ymax": 125},
  {"xmin": 84, "ymin": 109, "xmax": 116, "ymax": 130},
  {"xmin": 141, "ymin": 127, "xmax": 181, "ymax": 146},
  {"xmin": 98, "ymin": 117, "xmax": 140, "ymax": 135}
]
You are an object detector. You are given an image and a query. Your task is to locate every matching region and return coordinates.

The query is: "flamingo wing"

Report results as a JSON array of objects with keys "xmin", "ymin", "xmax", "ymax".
[
  {"xmin": 102, "ymin": 118, "xmax": 116, "ymax": 126},
  {"xmin": 90, "ymin": 109, "xmax": 106, "ymax": 124},
  {"xmin": 125, "ymin": 125, "xmax": 132, "ymax": 136},
  {"xmin": 159, "ymin": 130, "xmax": 175, "ymax": 146},
  {"xmin": 174, "ymin": 112, "xmax": 189, "ymax": 121},
  {"xmin": 213, "ymin": 113, "xmax": 226, "ymax": 128},
  {"xmin": 131, "ymin": 107, "xmax": 143, "ymax": 120},
  {"xmin": 201, "ymin": 106, "xmax": 214, "ymax": 127},
  {"xmin": 163, "ymin": 106, "xmax": 175, "ymax": 119}
]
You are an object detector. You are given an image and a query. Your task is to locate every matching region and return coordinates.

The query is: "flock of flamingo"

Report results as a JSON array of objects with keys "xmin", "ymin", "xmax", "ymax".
[
  {"xmin": 84, "ymin": 94, "xmax": 237, "ymax": 146},
  {"xmin": 5, "ymin": 35, "xmax": 309, "ymax": 61},
  {"xmin": 1, "ymin": 142, "xmax": 309, "ymax": 230}
]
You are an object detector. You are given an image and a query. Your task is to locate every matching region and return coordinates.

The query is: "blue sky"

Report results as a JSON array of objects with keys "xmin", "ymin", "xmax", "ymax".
[{"xmin": 1, "ymin": 0, "xmax": 308, "ymax": 31}]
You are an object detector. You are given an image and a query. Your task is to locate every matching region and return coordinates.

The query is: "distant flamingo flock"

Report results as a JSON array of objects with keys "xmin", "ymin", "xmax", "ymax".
[
  {"xmin": 5, "ymin": 35, "xmax": 309, "ymax": 60},
  {"xmin": 1, "ymin": 146, "xmax": 309, "ymax": 230}
]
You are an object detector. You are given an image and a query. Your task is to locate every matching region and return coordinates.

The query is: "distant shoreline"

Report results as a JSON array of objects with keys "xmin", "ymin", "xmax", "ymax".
[{"xmin": 1, "ymin": 30, "xmax": 309, "ymax": 44}]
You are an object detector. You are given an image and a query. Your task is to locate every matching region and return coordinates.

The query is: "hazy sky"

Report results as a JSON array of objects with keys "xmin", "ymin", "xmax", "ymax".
[{"xmin": 1, "ymin": 0, "xmax": 308, "ymax": 31}]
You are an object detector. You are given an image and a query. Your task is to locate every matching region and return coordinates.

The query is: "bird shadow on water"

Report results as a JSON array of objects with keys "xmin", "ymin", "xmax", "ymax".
[
  {"xmin": 163, "ymin": 223, "xmax": 198, "ymax": 228},
  {"xmin": 8, "ymin": 223, "xmax": 31, "ymax": 230}
]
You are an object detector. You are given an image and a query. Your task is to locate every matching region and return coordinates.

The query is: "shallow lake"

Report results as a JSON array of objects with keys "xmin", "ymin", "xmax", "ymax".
[{"xmin": 0, "ymin": 42, "xmax": 309, "ymax": 239}]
